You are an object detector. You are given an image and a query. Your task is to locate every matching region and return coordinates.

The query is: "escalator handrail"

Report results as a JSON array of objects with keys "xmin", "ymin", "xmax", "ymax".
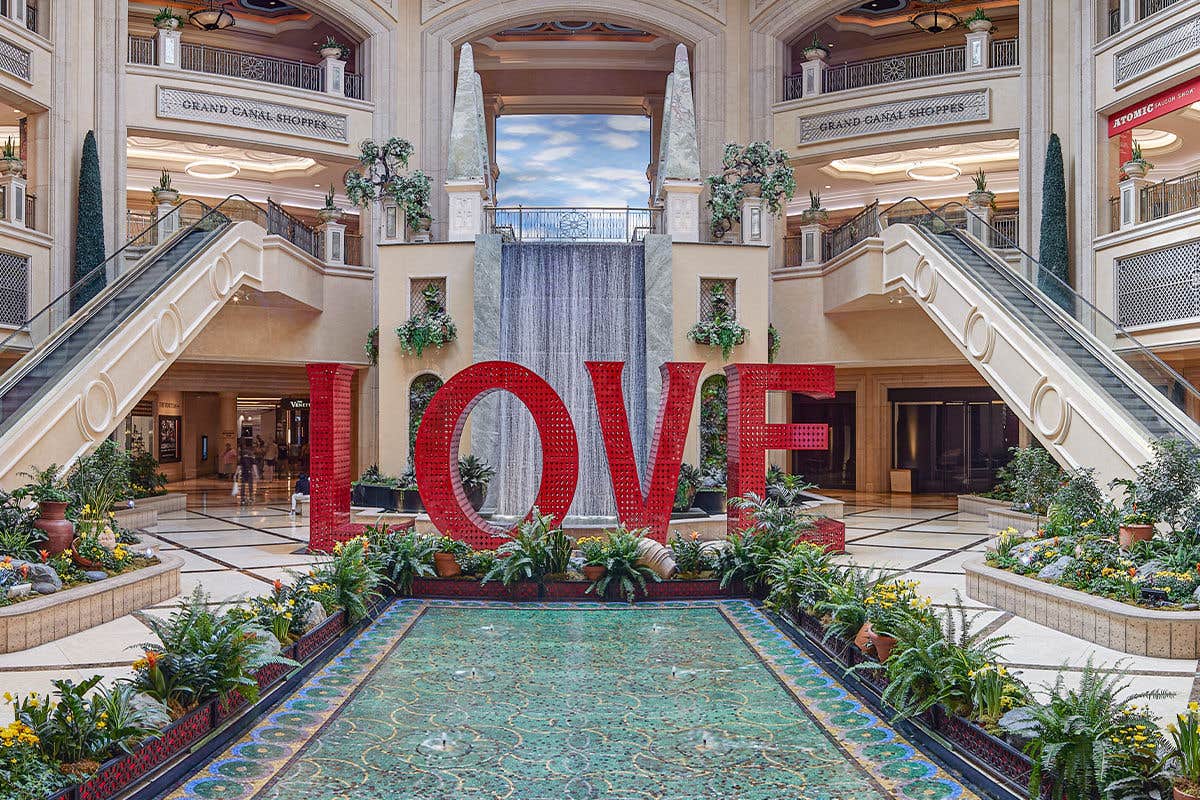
[
  {"xmin": 0, "ymin": 194, "xmax": 277, "ymax": 412},
  {"xmin": 879, "ymin": 196, "xmax": 1200, "ymax": 443}
]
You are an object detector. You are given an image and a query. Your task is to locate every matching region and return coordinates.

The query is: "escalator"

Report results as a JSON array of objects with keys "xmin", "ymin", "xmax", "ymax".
[
  {"xmin": 881, "ymin": 199, "xmax": 1200, "ymax": 481},
  {"xmin": 0, "ymin": 210, "xmax": 230, "ymax": 435}
]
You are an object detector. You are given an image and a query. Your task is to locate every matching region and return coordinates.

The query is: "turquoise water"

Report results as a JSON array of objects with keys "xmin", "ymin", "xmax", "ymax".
[{"xmin": 169, "ymin": 601, "xmax": 977, "ymax": 800}]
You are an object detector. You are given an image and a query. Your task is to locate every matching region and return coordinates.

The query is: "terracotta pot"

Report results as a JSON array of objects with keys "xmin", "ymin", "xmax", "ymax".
[
  {"xmin": 853, "ymin": 621, "xmax": 874, "ymax": 651},
  {"xmin": 1119, "ymin": 524, "xmax": 1154, "ymax": 549},
  {"xmin": 870, "ymin": 631, "xmax": 898, "ymax": 662},
  {"xmin": 35, "ymin": 501, "xmax": 74, "ymax": 555},
  {"xmin": 71, "ymin": 544, "xmax": 102, "ymax": 570},
  {"xmin": 582, "ymin": 565, "xmax": 606, "ymax": 582},
  {"xmin": 1174, "ymin": 784, "xmax": 1200, "ymax": 800},
  {"xmin": 433, "ymin": 552, "xmax": 461, "ymax": 578}
]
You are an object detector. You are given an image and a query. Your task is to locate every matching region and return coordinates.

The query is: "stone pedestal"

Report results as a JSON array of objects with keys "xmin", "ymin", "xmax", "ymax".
[
  {"xmin": 446, "ymin": 180, "xmax": 485, "ymax": 242},
  {"xmin": 661, "ymin": 179, "xmax": 701, "ymax": 242},
  {"xmin": 801, "ymin": 58, "xmax": 825, "ymax": 97},
  {"xmin": 378, "ymin": 197, "xmax": 405, "ymax": 244},
  {"xmin": 740, "ymin": 196, "xmax": 771, "ymax": 245},
  {"xmin": 319, "ymin": 220, "xmax": 346, "ymax": 266},
  {"xmin": 965, "ymin": 203, "xmax": 992, "ymax": 245},
  {"xmin": 157, "ymin": 200, "xmax": 180, "ymax": 239},
  {"xmin": 321, "ymin": 56, "xmax": 346, "ymax": 96},
  {"xmin": 965, "ymin": 30, "xmax": 991, "ymax": 71},
  {"xmin": 799, "ymin": 223, "xmax": 824, "ymax": 267},
  {"xmin": 1, "ymin": 175, "xmax": 25, "ymax": 228},
  {"xmin": 1118, "ymin": 177, "xmax": 1151, "ymax": 229},
  {"xmin": 156, "ymin": 28, "xmax": 181, "ymax": 69}
]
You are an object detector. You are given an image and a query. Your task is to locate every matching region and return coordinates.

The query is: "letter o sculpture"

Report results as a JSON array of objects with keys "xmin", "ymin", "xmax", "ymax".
[{"xmin": 414, "ymin": 361, "xmax": 579, "ymax": 548}]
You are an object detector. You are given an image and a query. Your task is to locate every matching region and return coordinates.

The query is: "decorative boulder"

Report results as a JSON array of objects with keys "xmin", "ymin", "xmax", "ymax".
[
  {"xmin": 83, "ymin": 570, "xmax": 108, "ymax": 582},
  {"xmin": 6, "ymin": 583, "xmax": 31, "ymax": 600},
  {"xmin": 300, "ymin": 600, "xmax": 328, "ymax": 633},
  {"xmin": 1037, "ymin": 555, "xmax": 1075, "ymax": 581},
  {"xmin": 32, "ymin": 582, "xmax": 58, "ymax": 595},
  {"xmin": 636, "ymin": 538, "xmax": 677, "ymax": 579},
  {"xmin": 26, "ymin": 563, "xmax": 61, "ymax": 591}
]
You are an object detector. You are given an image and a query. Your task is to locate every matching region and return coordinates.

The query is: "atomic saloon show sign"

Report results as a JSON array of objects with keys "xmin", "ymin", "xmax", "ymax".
[{"xmin": 1108, "ymin": 75, "xmax": 1200, "ymax": 137}]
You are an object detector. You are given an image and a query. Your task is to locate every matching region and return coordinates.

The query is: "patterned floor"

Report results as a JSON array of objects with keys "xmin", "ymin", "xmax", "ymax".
[{"xmin": 168, "ymin": 601, "xmax": 980, "ymax": 800}]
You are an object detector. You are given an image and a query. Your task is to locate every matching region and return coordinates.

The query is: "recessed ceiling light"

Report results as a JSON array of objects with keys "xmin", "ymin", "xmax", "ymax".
[
  {"xmin": 905, "ymin": 162, "xmax": 962, "ymax": 182},
  {"xmin": 184, "ymin": 159, "xmax": 240, "ymax": 179},
  {"xmin": 824, "ymin": 185, "xmax": 831, "ymax": 189},
  {"xmin": 1132, "ymin": 128, "xmax": 1179, "ymax": 150}
]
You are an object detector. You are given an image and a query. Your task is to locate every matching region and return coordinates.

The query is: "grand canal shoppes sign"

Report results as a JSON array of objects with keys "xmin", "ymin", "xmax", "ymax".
[{"xmin": 305, "ymin": 361, "xmax": 837, "ymax": 551}]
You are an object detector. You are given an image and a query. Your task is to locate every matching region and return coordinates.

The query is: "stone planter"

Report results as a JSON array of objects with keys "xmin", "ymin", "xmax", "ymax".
[
  {"xmin": 967, "ymin": 190, "xmax": 994, "ymax": 208},
  {"xmin": 316, "ymin": 207, "xmax": 343, "ymax": 224},
  {"xmin": 742, "ymin": 182, "xmax": 762, "ymax": 198},
  {"xmin": 804, "ymin": 47, "xmax": 828, "ymax": 61},
  {"xmin": 957, "ymin": 494, "xmax": 1010, "ymax": 516},
  {"xmin": 1123, "ymin": 160, "xmax": 1150, "ymax": 179},
  {"xmin": 694, "ymin": 489, "xmax": 726, "ymax": 515},
  {"xmin": 151, "ymin": 188, "xmax": 180, "ymax": 205},
  {"xmin": 154, "ymin": 17, "xmax": 181, "ymax": 30},
  {"xmin": 133, "ymin": 492, "xmax": 188, "ymax": 514},
  {"xmin": 800, "ymin": 209, "xmax": 828, "ymax": 225},
  {"xmin": 965, "ymin": 558, "xmax": 1200, "ymax": 658},
  {"xmin": 0, "ymin": 555, "xmax": 182, "ymax": 653},
  {"xmin": 986, "ymin": 506, "xmax": 1041, "ymax": 536},
  {"xmin": 0, "ymin": 157, "xmax": 24, "ymax": 177},
  {"xmin": 320, "ymin": 47, "xmax": 343, "ymax": 60},
  {"xmin": 967, "ymin": 19, "xmax": 992, "ymax": 32}
]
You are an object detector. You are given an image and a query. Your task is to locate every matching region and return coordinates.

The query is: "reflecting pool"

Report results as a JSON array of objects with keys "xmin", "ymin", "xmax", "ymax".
[{"xmin": 169, "ymin": 601, "xmax": 979, "ymax": 800}]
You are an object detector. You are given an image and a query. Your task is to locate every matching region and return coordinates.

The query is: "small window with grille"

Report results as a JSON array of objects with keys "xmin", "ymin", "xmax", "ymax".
[
  {"xmin": 699, "ymin": 278, "xmax": 736, "ymax": 323},
  {"xmin": 410, "ymin": 277, "xmax": 447, "ymax": 316},
  {"xmin": 0, "ymin": 251, "xmax": 29, "ymax": 327}
]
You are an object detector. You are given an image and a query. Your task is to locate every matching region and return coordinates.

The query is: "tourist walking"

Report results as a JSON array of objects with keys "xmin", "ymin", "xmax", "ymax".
[
  {"xmin": 265, "ymin": 439, "xmax": 279, "ymax": 482},
  {"xmin": 238, "ymin": 440, "xmax": 257, "ymax": 505}
]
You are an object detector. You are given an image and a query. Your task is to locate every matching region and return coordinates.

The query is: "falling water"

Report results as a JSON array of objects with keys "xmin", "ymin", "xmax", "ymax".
[{"xmin": 495, "ymin": 241, "xmax": 647, "ymax": 521}]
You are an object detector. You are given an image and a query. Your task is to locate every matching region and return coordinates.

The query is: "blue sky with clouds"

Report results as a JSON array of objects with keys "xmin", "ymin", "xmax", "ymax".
[{"xmin": 495, "ymin": 114, "xmax": 651, "ymax": 208}]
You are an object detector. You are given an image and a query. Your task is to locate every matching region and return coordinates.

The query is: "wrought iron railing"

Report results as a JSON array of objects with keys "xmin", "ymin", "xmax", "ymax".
[
  {"xmin": 823, "ymin": 201, "xmax": 879, "ymax": 261},
  {"xmin": 992, "ymin": 211, "xmax": 1019, "ymax": 249},
  {"xmin": 485, "ymin": 206, "xmax": 660, "ymax": 242},
  {"xmin": 266, "ymin": 199, "xmax": 318, "ymax": 257},
  {"xmin": 1141, "ymin": 170, "xmax": 1200, "ymax": 223},
  {"xmin": 24, "ymin": 2, "xmax": 36, "ymax": 34},
  {"xmin": 345, "ymin": 233, "xmax": 363, "ymax": 266},
  {"xmin": 1106, "ymin": 0, "xmax": 1184, "ymax": 36},
  {"xmin": 782, "ymin": 235, "xmax": 803, "ymax": 268},
  {"xmin": 783, "ymin": 38, "xmax": 1019, "ymax": 100},
  {"xmin": 127, "ymin": 36, "xmax": 365, "ymax": 100},
  {"xmin": 126, "ymin": 211, "xmax": 158, "ymax": 244}
]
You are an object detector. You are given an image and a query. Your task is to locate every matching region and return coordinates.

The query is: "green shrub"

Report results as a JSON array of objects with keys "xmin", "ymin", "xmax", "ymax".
[
  {"xmin": 366, "ymin": 528, "xmax": 436, "ymax": 596},
  {"xmin": 483, "ymin": 510, "xmax": 571, "ymax": 586},
  {"xmin": 995, "ymin": 446, "xmax": 1062, "ymax": 515},
  {"xmin": 585, "ymin": 526, "xmax": 660, "ymax": 602}
]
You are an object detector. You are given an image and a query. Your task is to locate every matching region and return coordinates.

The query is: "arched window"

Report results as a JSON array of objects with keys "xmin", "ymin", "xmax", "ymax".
[
  {"xmin": 409, "ymin": 374, "xmax": 444, "ymax": 457},
  {"xmin": 699, "ymin": 373, "xmax": 727, "ymax": 469}
]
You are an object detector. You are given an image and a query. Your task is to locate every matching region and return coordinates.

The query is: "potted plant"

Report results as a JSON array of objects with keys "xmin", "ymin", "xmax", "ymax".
[
  {"xmin": 802, "ymin": 35, "xmax": 831, "ymax": 61},
  {"xmin": 317, "ymin": 36, "xmax": 350, "ymax": 61},
  {"xmin": 398, "ymin": 465, "xmax": 423, "ymax": 513},
  {"xmin": 963, "ymin": 7, "xmax": 993, "ymax": 33},
  {"xmin": 1123, "ymin": 142, "xmax": 1154, "ymax": 179},
  {"xmin": 0, "ymin": 137, "xmax": 23, "ymax": 177},
  {"xmin": 397, "ymin": 284, "xmax": 457, "ymax": 357},
  {"xmin": 673, "ymin": 463, "xmax": 700, "ymax": 512},
  {"xmin": 800, "ymin": 190, "xmax": 828, "ymax": 224},
  {"xmin": 863, "ymin": 579, "xmax": 931, "ymax": 662},
  {"xmin": 693, "ymin": 464, "xmax": 727, "ymax": 515},
  {"xmin": 458, "ymin": 454, "xmax": 494, "ymax": 512},
  {"xmin": 585, "ymin": 526, "xmax": 660, "ymax": 602},
  {"xmin": 14, "ymin": 466, "xmax": 73, "ymax": 555},
  {"xmin": 433, "ymin": 535, "xmax": 469, "ymax": 578},
  {"xmin": 1170, "ymin": 703, "xmax": 1200, "ymax": 800},
  {"xmin": 1118, "ymin": 505, "xmax": 1155, "ymax": 549},
  {"xmin": 153, "ymin": 8, "xmax": 183, "ymax": 30},
  {"xmin": 345, "ymin": 137, "xmax": 432, "ymax": 242},
  {"xmin": 577, "ymin": 536, "xmax": 607, "ymax": 582},
  {"xmin": 705, "ymin": 177, "xmax": 740, "ymax": 242},
  {"xmin": 352, "ymin": 464, "xmax": 398, "ymax": 511},
  {"xmin": 687, "ymin": 285, "xmax": 748, "ymax": 360},
  {"xmin": 150, "ymin": 169, "xmax": 179, "ymax": 205},
  {"xmin": 316, "ymin": 184, "xmax": 342, "ymax": 224},
  {"xmin": 967, "ymin": 168, "xmax": 994, "ymax": 208}
]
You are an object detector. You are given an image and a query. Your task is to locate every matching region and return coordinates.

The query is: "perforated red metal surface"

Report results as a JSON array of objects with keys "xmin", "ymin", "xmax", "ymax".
[
  {"xmin": 588, "ymin": 361, "xmax": 702, "ymax": 543},
  {"xmin": 726, "ymin": 364, "xmax": 836, "ymax": 536},
  {"xmin": 415, "ymin": 361, "xmax": 579, "ymax": 548},
  {"xmin": 804, "ymin": 516, "xmax": 847, "ymax": 554},
  {"xmin": 306, "ymin": 363, "xmax": 356, "ymax": 553}
]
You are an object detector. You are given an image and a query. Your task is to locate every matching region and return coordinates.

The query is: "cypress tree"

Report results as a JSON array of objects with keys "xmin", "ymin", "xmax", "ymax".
[
  {"xmin": 72, "ymin": 130, "xmax": 106, "ymax": 311},
  {"xmin": 1037, "ymin": 133, "xmax": 1073, "ymax": 313}
]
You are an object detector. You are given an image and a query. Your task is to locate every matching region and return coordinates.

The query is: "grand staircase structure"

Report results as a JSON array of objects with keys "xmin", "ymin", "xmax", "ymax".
[
  {"xmin": 0, "ymin": 196, "xmax": 336, "ymax": 487},
  {"xmin": 881, "ymin": 200, "xmax": 1199, "ymax": 486}
]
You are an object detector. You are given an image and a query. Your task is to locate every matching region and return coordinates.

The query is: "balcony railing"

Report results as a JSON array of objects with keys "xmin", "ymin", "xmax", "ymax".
[
  {"xmin": 127, "ymin": 35, "xmax": 365, "ymax": 100},
  {"xmin": 266, "ymin": 199, "xmax": 318, "ymax": 258},
  {"xmin": 1141, "ymin": 170, "xmax": 1200, "ymax": 222},
  {"xmin": 824, "ymin": 201, "xmax": 879, "ymax": 261},
  {"xmin": 0, "ymin": 0, "xmax": 38, "ymax": 34},
  {"xmin": 992, "ymin": 211, "xmax": 1019, "ymax": 249},
  {"xmin": 784, "ymin": 39, "xmax": 1018, "ymax": 101},
  {"xmin": 126, "ymin": 210, "xmax": 158, "ymax": 245},
  {"xmin": 485, "ymin": 206, "xmax": 660, "ymax": 242},
  {"xmin": 1106, "ymin": 0, "xmax": 1183, "ymax": 36},
  {"xmin": 0, "ymin": 186, "xmax": 35, "ymax": 230}
]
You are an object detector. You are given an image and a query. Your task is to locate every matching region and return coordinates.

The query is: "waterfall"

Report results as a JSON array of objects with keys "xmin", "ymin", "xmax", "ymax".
[{"xmin": 494, "ymin": 241, "xmax": 647, "ymax": 522}]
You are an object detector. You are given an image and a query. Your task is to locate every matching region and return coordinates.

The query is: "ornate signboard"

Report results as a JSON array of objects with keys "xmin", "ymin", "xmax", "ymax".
[
  {"xmin": 156, "ymin": 87, "xmax": 349, "ymax": 143},
  {"xmin": 795, "ymin": 90, "xmax": 989, "ymax": 145}
]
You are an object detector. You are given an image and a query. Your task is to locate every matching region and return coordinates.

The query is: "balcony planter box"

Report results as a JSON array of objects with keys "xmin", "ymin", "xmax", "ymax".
[
  {"xmin": 355, "ymin": 483, "xmax": 397, "ymax": 511},
  {"xmin": 76, "ymin": 700, "xmax": 214, "ymax": 800}
]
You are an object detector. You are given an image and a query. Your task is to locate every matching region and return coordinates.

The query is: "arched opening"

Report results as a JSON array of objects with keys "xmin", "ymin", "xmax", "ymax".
[
  {"xmin": 409, "ymin": 373, "xmax": 444, "ymax": 459},
  {"xmin": 699, "ymin": 373, "xmax": 727, "ymax": 471}
]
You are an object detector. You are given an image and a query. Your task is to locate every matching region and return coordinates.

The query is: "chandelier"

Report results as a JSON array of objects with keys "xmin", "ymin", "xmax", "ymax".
[
  {"xmin": 189, "ymin": 1, "xmax": 235, "ymax": 31},
  {"xmin": 909, "ymin": 2, "xmax": 960, "ymax": 33}
]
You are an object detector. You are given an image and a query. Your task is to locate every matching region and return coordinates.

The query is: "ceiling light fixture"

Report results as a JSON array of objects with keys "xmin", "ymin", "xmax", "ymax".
[
  {"xmin": 184, "ymin": 159, "xmax": 240, "ymax": 179},
  {"xmin": 905, "ymin": 161, "xmax": 961, "ymax": 181},
  {"xmin": 189, "ymin": 0, "xmax": 235, "ymax": 31},
  {"xmin": 909, "ymin": 3, "xmax": 960, "ymax": 33}
]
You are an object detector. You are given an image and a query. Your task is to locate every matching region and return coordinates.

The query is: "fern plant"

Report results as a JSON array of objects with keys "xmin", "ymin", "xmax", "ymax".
[
  {"xmin": 482, "ymin": 510, "xmax": 571, "ymax": 587},
  {"xmin": 586, "ymin": 526, "xmax": 660, "ymax": 602}
]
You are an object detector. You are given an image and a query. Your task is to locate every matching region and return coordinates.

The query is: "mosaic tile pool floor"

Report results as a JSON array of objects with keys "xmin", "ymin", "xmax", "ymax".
[{"xmin": 168, "ymin": 601, "xmax": 982, "ymax": 800}]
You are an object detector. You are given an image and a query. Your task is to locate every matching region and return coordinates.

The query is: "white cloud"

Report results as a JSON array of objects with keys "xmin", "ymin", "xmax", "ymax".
[
  {"xmin": 606, "ymin": 116, "xmax": 651, "ymax": 132},
  {"xmin": 528, "ymin": 146, "xmax": 577, "ymax": 164},
  {"xmin": 501, "ymin": 121, "xmax": 553, "ymax": 136},
  {"xmin": 547, "ymin": 131, "xmax": 579, "ymax": 146},
  {"xmin": 496, "ymin": 139, "xmax": 524, "ymax": 151},
  {"xmin": 596, "ymin": 132, "xmax": 640, "ymax": 151}
]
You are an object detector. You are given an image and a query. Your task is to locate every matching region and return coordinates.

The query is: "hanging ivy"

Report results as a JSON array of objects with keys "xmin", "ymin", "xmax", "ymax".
[
  {"xmin": 699, "ymin": 375, "xmax": 728, "ymax": 470},
  {"xmin": 396, "ymin": 284, "xmax": 457, "ymax": 357},
  {"xmin": 688, "ymin": 285, "xmax": 748, "ymax": 360},
  {"xmin": 409, "ymin": 374, "xmax": 444, "ymax": 456},
  {"xmin": 768, "ymin": 323, "xmax": 781, "ymax": 363},
  {"xmin": 364, "ymin": 326, "xmax": 379, "ymax": 366}
]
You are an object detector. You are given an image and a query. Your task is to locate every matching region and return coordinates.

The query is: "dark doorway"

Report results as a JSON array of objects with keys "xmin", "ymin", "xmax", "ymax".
[
  {"xmin": 890, "ymin": 387, "xmax": 1018, "ymax": 493},
  {"xmin": 791, "ymin": 390, "xmax": 856, "ymax": 489}
]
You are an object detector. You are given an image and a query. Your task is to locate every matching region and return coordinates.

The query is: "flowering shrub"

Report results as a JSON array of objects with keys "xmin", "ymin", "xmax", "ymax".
[
  {"xmin": 863, "ymin": 579, "xmax": 934, "ymax": 635},
  {"xmin": 396, "ymin": 284, "xmax": 457, "ymax": 357}
]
